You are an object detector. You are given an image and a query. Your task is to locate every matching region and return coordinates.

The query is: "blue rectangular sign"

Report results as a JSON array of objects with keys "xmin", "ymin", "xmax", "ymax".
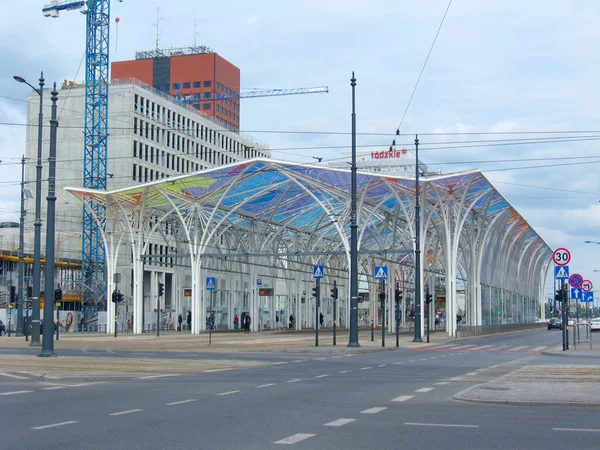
[
  {"xmin": 555, "ymin": 265, "xmax": 569, "ymax": 280},
  {"xmin": 374, "ymin": 266, "xmax": 388, "ymax": 280},
  {"xmin": 571, "ymin": 287, "xmax": 582, "ymax": 300},
  {"xmin": 206, "ymin": 277, "xmax": 216, "ymax": 290},
  {"xmin": 313, "ymin": 265, "xmax": 324, "ymax": 279},
  {"xmin": 583, "ymin": 291, "xmax": 594, "ymax": 303}
]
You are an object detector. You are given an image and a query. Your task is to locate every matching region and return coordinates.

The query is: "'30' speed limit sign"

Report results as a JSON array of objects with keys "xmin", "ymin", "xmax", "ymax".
[{"xmin": 552, "ymin": 248, "xmax": 571, "ymax": 266}]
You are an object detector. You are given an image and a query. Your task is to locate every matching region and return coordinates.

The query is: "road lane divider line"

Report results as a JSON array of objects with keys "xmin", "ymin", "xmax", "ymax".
[
  {"xmin": 316, "ymin": 357, "xmax": 327, "ymax": 360},
  {"xmin": 315, "ymin": 374, "xmax": 330, "ymax": 379},
  {"xmin": 465, "ymin": 372, "xmax": 478, "ymax": 376},
  {"xmin": 32, "ymin": 421, "xmax": 78, "ymax": 430},
  {"xmin": 405, "ymin": 422, "xmax": 479, "ymax": 428},
  {"xmin": 166, "ymin": 399, "xmax": 196, "ymax": 406},
  {"xmin": 216, "ymin": 390, "xmax": 240, "ymax": 396},
  {"xmin": 291, "ymin": 360, "xmax": 304, "ymax": 363},
  {"xmin": 415, "ymin": 387, "xmax": 434, "ymax": 393},
  {"xmin": 393, "ymin": 362, "xmax": 403, "ymax": 365},
  {"xmin": 274, "ymin": 433, "xmax": 316, "ymax": 444},
  {"xmin": 392, "ymin": 395, "xmax": 415, "ymax": 402},
  {"xmin": 408, "ymin": 360, "xmax": 416, "ymax": 363},
  {"xmin": 361, "ymin": 407, "xmax": 388, "ymax": 414},
  {"xmin": 435, "ymin": 382, "xmax": 450, "ymax": 385},
  {"xmin": 109, "ymin": 409, "xmax": 143, "ymax": 416},
  {"xmin": 331, "ymin": 356, "xmax": 344, "ymax": 359},
  {"xmin": 553, "ymin": 427, "xmax": 600, "ymax": 433},
  {"xmin": 287, "ymin": 379, "xmax": 302, "ymax": 383},
  {"xmin": 42, "ymin": 386, "xmax": 68, "ymax": 390},
  {"xmin": 0, "ymin": 390, "xmax": 33, "ymax": 396},
  {"xmin": 257, "ymin": 383, "xmax": 276, "ymax": 388},
  {"xmin": 359, "ymin": 367, "xmax": 372, "ymax": 371},
  {"xmin": 324, "ymin": 418, "xmax": 356, "ymax": 427},
  {"xmin": 137, "ymin": 374, "xmax": 181, "ymax": 380},
  {"xmin": 203, "ymin": 369, "xmax": 233, "ymax": 373},
  {"xmin": 339, "ymin": 370, "xmax": 351, "ymax": 374},
  {"xmin": 378, "ymin": 364, "xmax": 387, "ymax": 367},
  {"xmin": 272, "ymin": 362, "xmax": 288, "ymax": 365},
  {"xmin": 531, "ymin": 346, "xmax": 546, "ymax": 351},
  {"xmin": 0, "ymin": 372, "xmax": 30, "ymax": 380}
]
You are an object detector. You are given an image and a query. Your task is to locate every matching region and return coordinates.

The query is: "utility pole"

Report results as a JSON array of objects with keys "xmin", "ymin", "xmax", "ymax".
[
  {"xmin": 313, "ymin": 280, "xmax": 320, "ymax": 347},
  {"xmin": 40, "ymin": 84, "xmax": 58, "ymax": 357},
  {"xmin": 413, "ymin": 135, "xmax": 423, "ymax": 342},
  {"xmin": 331, "ymin": 281, "xmax": 338, "ymax": 345},
  {"xmin": 380, "ymin": 279, "xmax": 386, "ymax": 347},
  {"xmin": 347, "ymin": 72, "xmax": 360, "ymax": 348},
  {"xmin": 17, "ymin": 156, "xmax": 26, "ymax": 337}
]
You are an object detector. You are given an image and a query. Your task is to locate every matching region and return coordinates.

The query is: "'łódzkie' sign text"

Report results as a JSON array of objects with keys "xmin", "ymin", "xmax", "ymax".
[{"xmin": 371, "ymin": 149, "xmax": 408, "ymax": 159}]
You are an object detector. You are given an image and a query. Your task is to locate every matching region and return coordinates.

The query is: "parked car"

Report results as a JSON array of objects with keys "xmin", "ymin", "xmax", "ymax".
[
  {"xmin": 590, "ymin": 318, "xmax": 600, "ymax": 332},
  {"xmin": 547, "ymin": 318, "xmax": 562, "ymax": 330},
  {"xmin": 0, "ymin": 320, "xmax": 5, "ymax": 336}
]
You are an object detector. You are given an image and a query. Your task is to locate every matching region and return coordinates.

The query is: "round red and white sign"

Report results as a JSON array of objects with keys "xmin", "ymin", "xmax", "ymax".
[
  {"xmin": 569, "ymin": 273, "xmax": 583, "ymax": 289},
  {"xmin": 552, "ymin": 248, "xmax": 571, "ymax": 266},
  {"xmin": 582, "ymin": 280, "xmax": 593, "ymax": 292}
]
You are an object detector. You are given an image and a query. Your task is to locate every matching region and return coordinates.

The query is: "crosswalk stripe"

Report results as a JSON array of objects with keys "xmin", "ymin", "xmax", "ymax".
[
  {"xmin": 274, "ymin": 433, "xmax": 316, "ymax": 444},
  {"xmin": 531, "ymin": 346, "xmax": 546, "ymax": 351},
  {"xmin": 508, "ymin": 346, "xmax": 528, "ymax": 351}
]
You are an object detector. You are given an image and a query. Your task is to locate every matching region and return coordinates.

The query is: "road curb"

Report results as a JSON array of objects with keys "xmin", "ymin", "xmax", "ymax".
[{"xmin": 541, "ymin": 349, "xmax": 600, "ymax": 359}]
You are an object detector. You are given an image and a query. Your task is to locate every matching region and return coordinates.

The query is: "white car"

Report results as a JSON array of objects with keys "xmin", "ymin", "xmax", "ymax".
[{"xmin": 590, "ymin": 318, "xmax": 600, "ymax": 332}]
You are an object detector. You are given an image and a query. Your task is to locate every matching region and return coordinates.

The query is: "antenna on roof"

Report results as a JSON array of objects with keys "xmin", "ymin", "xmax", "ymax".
[
  {"xmin": 154, "ymin": 7, "xmax": 165, "ymax": 51},
  {"xmin": 193, "ymin": 11, "xmax": 199, "ymax": 47}
]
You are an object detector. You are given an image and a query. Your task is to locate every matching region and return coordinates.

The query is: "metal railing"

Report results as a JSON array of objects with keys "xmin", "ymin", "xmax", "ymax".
[{"xmin": 573, "ymin": 323, "xmax": 592, "ymax": 350}]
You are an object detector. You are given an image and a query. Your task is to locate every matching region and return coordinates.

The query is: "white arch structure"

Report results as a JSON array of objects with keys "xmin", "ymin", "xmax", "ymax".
[{"xmin": 66, "ymin": 158, "xmax": 552, "ymax": 337}]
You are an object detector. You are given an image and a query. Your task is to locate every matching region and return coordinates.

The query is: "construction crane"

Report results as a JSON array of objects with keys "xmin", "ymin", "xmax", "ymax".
[
  {"xmin": 193, "ymin": 86, "xmax": 329, "ymax": 101},
  {"xmin": 43, "ymin": 0, "xmax": 118, "ymax": 319}
]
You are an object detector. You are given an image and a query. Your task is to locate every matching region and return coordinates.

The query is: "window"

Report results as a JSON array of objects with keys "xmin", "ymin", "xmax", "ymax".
[
  {"xmin": 133, "ymin": 141, "xmax": 137, "ymax": 158},
  {"xmin": 133, "ymin": 163, "xmax": 137, "ymax": 181},
  {"xmin": 193, "ymin": 93, "xmax": 200, "ymax": 100},
  {"xmin": 193, "ymin": 81, "xmax": 201, "ymax": 88},
  {"xmin": 203, "ymin": 103, "xmax": 211, "ymax": 110},
  {"xmin": 173, "ymin": 83, "xmax": 181, "ymax": 90},
  {"xmin": 183, "ymin": 82, "xmax": 191, "ymax": 89},
  {"xmin": 203, "ymin": 80, "xmax": 212, "ymax": 87},
  {"xmin": 203, "ymin": 93, "xmax": 211, "ymax": 99}
]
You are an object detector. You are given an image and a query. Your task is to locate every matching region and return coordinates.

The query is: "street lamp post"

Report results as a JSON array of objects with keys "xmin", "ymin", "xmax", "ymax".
[
  {"xmin": 347, "ymin": 72, "xmax": 360, "ymax": 348},
  {"xmin": 17, "ymin": 156, "xmax": 27, "ymax": 337},
  {"xmin": 13, "ymin": 72, "xmax": 44, "ymax": 347},
  {"xmin": 40, "ymin": 84, "xmax": 58, "ymax": 357},
  {"xmin": 413, "ymin": 134, "xmax": 423, "ymax": 342}
]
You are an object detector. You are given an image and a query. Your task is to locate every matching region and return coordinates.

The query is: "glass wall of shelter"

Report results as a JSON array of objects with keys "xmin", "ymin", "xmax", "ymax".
[{"xmin": 66, "ymin": 159, "xmax": 553, "ymax": 338}]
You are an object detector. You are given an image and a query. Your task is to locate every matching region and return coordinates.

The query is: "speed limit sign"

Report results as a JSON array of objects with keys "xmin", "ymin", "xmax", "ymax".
[{"xmin": 552, "ymin": 248, "xmax": 571, "ymax": 266}]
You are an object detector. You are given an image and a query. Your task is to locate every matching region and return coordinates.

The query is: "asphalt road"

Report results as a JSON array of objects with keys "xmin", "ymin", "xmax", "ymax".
[{"xmin": 1, "ymin": 329, "xmax": 597, "ymax": 449}]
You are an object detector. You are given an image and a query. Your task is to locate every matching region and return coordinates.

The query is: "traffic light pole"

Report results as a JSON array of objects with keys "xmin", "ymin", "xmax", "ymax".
[
  {"xmin": 561, "ymin": 280, "xmax": 566, "ymax": 351},
  {"xmin": 157, "ymin": 293, "xmax": 160, "ymax": 338},
  {"xmin": 315, "ymin": 279, "xmax": 320, "ymax": 347},
  {"xmin": 332, "ymin": 281, "xmax": 337, "ymax": 346},
  {"xmin": 209, "ymin": 290, "xmax": 213, "ymax": 345},
  {"xmin": 381, "ymin": 279, "xmax": 385, "ymax": 348}
]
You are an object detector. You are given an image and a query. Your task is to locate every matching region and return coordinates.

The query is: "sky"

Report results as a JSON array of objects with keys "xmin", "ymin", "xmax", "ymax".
[{"xmin": 1, "ymin": 0, "xmax": 600, "ymax": 300}]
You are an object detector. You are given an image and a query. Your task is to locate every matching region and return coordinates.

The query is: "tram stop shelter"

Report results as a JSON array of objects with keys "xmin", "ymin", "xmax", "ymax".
[{"xmin": 66, "ymin": 158, "xmax": 553, "ymax": 337}]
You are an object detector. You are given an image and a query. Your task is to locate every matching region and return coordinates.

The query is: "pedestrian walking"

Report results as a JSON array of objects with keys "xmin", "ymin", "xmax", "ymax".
[
  {"xmin": 186, "ymin": 311, "xmax": 191, "ymax": 331},
  {"xmin": 233, "ymin": 314, "xmax": 239, "ymax": 330},
  {"xmin": 177, "ymin": 313, "xmax": 183, "ymax": 332},
  {"xmin": 319, "ymin": 312, "xmax": 324, "ymax": 327},
  {"xmin": 244, "ymin": 314, "xmax": 251, "ymax": 334},
  {"xmin": 289, "ymin": 314, "xmax": 294, "ymax": 329}
]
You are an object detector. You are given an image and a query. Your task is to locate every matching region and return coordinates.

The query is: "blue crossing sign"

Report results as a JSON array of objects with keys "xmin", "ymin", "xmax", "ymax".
[
  {"xmin": 554, "ymin": 265, "xmax": 569, "ymax": 280},
  {"xmin": 374, "ymin": 266, "xmax": 388, "ymax": 280},
  {"xmin": 313, "ymin": 265, "xmax": 324, "ymax": 279},
  {"xmin": 571, "ymin": 287, "xmax": 582, "ymax": 300},
  {"xmin": 583, "ymin": 291, "xmax": 594, "ymax": 303},
  {"xmin": 206, "ymin": 277, "xmax": 216, "ymax": 290}
]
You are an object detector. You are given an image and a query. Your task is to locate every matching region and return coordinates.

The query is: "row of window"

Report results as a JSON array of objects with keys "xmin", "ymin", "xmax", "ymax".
[
  {"xmin": 134, "ymin": 93, "xmax": 255, "ymax": 154},
  {"xmin": 215, "ymin": 104, "xmax": 239, "ymax": 122},
  {"xmin": 144, "ymin": 242, "xmax": 177, "ymax": 267},
  {"xmin": 173, "ymin": 81, "xmax": 212, "ymax": 90}
]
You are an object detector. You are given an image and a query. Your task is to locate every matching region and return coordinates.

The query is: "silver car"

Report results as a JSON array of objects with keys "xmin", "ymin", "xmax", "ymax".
[{"xmin": 590, "ymin": 318, "xmax": 600, "ymax": 332}]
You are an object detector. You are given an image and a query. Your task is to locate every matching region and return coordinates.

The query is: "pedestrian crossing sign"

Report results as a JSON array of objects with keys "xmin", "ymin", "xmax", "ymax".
[
  {"xmin": 206, "ymin": 277, "xmax": 216, "ymax": 290},
  {"xmin": 313, "ymin": 265, "xmax": 324, "ymax": 279},
  {"xmin": 374, "ymin": 266, "xmax": 388, "ymax": 280},
  {"xmin": 554, "ymin": 265, "xmax": 569, "ymax": 280}
]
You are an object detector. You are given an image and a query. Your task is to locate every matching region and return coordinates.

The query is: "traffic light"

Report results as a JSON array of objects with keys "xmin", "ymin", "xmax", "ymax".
[
  {"xmin": 158, "ymin": 282, "xmax": 165, "ymax": 297},
  {"xmin": 9, "ymin": 286, "xmax": 16, "ymax": 305},
  {"xmin": 379, "ymin": 290, "xmax": 386, "ymax": 303},
  {"xmin": 312, "ymin": 284, "xmax": 319, "ymax": 299},
  {"xmin": 555, "ymin": 288, "xmax": 564, "ymax": 302},
  {"xmin": 118, "ymin": 292, "xmax": 124, "ymax": 303},
  {"xmin": 54, "ymin": 288, "xmax": 62, "ymax": 301},
  {"xmin": 425, "ymin": 293, "xmax": 433, "ymax": 304},
  {"xmin": 395, "ymin": 289, "xmax": 402, "ymax": 304},
  {"xmin": 330, "ymin": 280, "xmax": 338, "ymax": 300},
  {"xmin": 27, "ymin": 285, "xmax": 32, "ymax": 299},
  {"xmin": 112, "ymin": 290, "xmax": 118, "ymax": 303}
]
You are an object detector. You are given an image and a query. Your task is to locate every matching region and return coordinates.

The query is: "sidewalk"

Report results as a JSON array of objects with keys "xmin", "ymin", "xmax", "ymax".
[{"xmin": 541, "ymin": 344, "xmax": 600, "ymax": 359}]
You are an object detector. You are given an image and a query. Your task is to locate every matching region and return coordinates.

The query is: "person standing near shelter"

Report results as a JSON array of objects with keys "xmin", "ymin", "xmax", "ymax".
[
  {"xmin": 289, "ymin": 314, "xmax": 294, "ymax": 329},
  {"xmin": 319, "ymin": 312, "xmax": 324, "ymax": 327},
  {"xmin": 244, "ymin": 314, "xmax": 251, "ymax": 334},
  {"xmin": 177, "ymin": 314, "xmax": 183, "ymax": 331},
  {"xmin": 234, "ymin": 314, "xmax": 239, "ymax": 330},
  {"xmin": 186, "ymin": 311, "xmax": 191, "ymax": 331}
]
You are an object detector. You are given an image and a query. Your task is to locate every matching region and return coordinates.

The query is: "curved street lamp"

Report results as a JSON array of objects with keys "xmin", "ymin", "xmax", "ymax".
[{"xmin": 13, "ymin": 73, "xmax": 44, "ymax": 346}]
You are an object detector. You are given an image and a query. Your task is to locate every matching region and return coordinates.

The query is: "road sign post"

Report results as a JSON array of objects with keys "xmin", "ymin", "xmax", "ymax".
[
  {"xmin": 552, "ymin": 248, "xmax": 571, "ymax": 266},
  {"xmin": 313, "ymin": 266, "xmax": 323, "ymax": 347},
  {"xmin": 206, "ymin": 277, "xmax": 216, "ymax": 344},
  {"xmin": 374, "ymin": 267, "xmax": 388, "ymax": 347}
]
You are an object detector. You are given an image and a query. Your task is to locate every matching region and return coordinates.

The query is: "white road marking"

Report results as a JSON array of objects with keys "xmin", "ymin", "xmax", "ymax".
[
  {"xmin": 339, "ymin": 370, "xmax": 351, "ymax": 374},
  {"xmin": 393, "ymin": 362, "xmax": 403, "ymax": 365},
  {"xmin": 203, "ymin": 368, "xmax": 233, "ymax": 373},
  {"xmin": 553, "ymin": 427, "xmax": 600, "ymax": 433},
  {"xmin": 216, "ymin": 390, "xmax": 240, "ymax": 396},
  {"xmin": 344, "ymin": 354, "xmax": 355, "ymax": 357},
  {"xmin": 435, "ymin": 382, "xmax": 450, "ymax": 385},
  {"xmin": 0, "ymin": 372, "xmax": 30, "ymax": 380},
  {"xmin": 315, "ymin": 374, "xmax": 329, "ymax": 379},
  {"xmin": 272, "ymin": 362, "xmax": 288, "ymax": 365},
  {"xmin": 291, "ymin": 360, "xmax": 303, "ymax": 363},
  {"xmin": 392, "ymin": 395, "xmax": 415, "ymax": 402},
  {"xmin": 451, "ymin": 345, "xmax": 476, "ymax": 349},
  {"xmin": 325, "ymin": 418, "xmax": 356, "ymax": 427},
  {"xmin": 378, "ymin": 364, "xmax": 387, "ymax": 367},
  {"xmin": 531, "ymin": 346, "xmax": 546, "ymax": 352},
  {"xmin": 316, "ymin": 357, "xmax": 327, "ymax": 360},
  {"xmin": 331, "ymin": 356, "xmax": 344, "ymax": 359},
  {"xmin": 430, "ymin": 357, "xmax": 437, "ymax": 359},
  {"xmin": 42, "ymin": 386, "xmax": 67, "ymax": 391},
  {"xmin": 0, "ymin": 390, "xmax": 33, "ymax": 396},
  {"xmin": 32, "ymin": 421, "xmax": 78, "ymax": 430},
  {"xmin": 109, "ymin": 409, "xmax": 143, "ymax": 416},
  {"xmin": 465, "ymin": 372, "xmax": 478, "ymax": 376},
  {"xmin": 137, "ymin": 374, "xmax": 181, "ymax": 380},
  {"xmin": 274, "ymin": 433, "xmax": 316, "ymax": 444},
  {"xmin": 451, "ymin": 377, "xmax": 466, "ymax": 381},
  {"xmin": 470, "ymin": 345, "xmax": 494, "ymax": 350},
  {"xmin": 406, "ymin": 422, "xmax": 479, "ymax": 428},
  {"xmin": 508, "ymin": 346, "xmax": 528, "ymax": 351},
  {"xmin": 408, "ymin": 360, "xmax": 416, "ymax": 363},
  {"xmin": 167, "ymin": 399, "xmax": 196, "ymax": 406},
  {"xmin": 359, "ymin": 367, "xmax": 372, "ymax": 371},
  {"xmin": 361, "ymin": 407, "xmax": 388, "ymax": 414},
  {"xmin": 257, "ymin": 383, "xmax": 276, "ymax": 388},
  {"xmin": 287, "ymin": 379, "xmax": 302, "ymax": 383},
  {"xmin": 415, "ymin": 387, "xmax": 434, "ymax": 393},
  {"xmin": 419, "ymin": 358, "xmax": 428, "ymax": 361},
  {"xmin": 440, "ymin": 355, "xmax": 447, "ymax": 358}
]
